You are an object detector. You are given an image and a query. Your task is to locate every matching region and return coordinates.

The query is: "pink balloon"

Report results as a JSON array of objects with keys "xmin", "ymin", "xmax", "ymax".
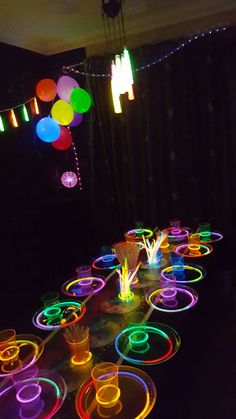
[{"xmin": 57, "ymin": 76, "xmax": 79, "ymax": 102}]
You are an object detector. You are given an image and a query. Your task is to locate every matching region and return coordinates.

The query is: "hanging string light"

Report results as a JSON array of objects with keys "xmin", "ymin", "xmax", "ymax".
[
  {"xmin": 0, "ymin": 97, "xmax": 40, "ymax": 133},
  {"xmin": 0, "ymin": 116, "xmax": 5, "ymax": 132},
  {"xmin": 22, "ymin": 104, "xmax": 29, "ymax": 122},
  {"xmin": 63, "ymin": 25, "xmax": 227, "ymax": 78},
  {"xmin": 71, "ymin": 138, "xmax": 83, "ymax": 191},
  {"xmin": 10, "ymin": 109, "xmax": 18, "ymax": 128}
]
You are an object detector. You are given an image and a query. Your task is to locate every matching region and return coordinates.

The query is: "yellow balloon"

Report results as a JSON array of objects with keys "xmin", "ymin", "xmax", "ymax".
[{"xmin": 51, "ymin": 100, "xmax": 74, "ymax": 125}]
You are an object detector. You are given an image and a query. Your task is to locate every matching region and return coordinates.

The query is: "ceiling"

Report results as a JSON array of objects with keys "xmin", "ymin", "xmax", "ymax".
[{"xmin": 0, "ymin": 0, "xmax": 236, "ymax": 57}]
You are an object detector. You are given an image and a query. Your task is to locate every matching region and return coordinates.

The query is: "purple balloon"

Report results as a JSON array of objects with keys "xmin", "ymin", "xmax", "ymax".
[
  {"xmin": 68, "ymin": 112, "xmax": 83, "ymax": 127},
  {"xmin": 57, "ymin": 76, "xmax": 79, "ymax": 102}
]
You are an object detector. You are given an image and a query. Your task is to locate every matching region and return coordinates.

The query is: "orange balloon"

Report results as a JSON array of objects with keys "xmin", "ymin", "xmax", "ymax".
[{"xmin": 36, "ymin": 79, "xmax": 57, "ymax": 102}]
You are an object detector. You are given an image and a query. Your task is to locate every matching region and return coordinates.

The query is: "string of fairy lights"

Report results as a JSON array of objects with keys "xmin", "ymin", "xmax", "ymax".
[
  {"xmin": 62, "ymin": 26, "xmax": 227, "ymax": 77},
  {"xmin": 0, "ymin": 24, "xmax": 228, "ymax": 127}
]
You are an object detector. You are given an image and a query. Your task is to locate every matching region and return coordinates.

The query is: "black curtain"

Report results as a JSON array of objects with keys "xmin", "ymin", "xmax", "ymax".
[
  {"xmin": 83, "ymin": 28, "xmax": 236, "ymax": 248},
  {"xmin": 0, "ymin": 44, "xmax": 94, "ymax": 330}
]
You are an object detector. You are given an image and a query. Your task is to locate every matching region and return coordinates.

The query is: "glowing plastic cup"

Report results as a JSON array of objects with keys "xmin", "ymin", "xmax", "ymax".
[
  {"xmin": 13, "ymin": 366, "xmax": 39, "ymax": 392},
  {"xmin": 170, "ymin": 254, "xmax": 185, "ymax": 280},
  {"xmin": 91, "ymin": 362, "xmax": 120, "ymax": 408},
  {"xmin": 76, "ymin": 265, "xmax": 91, "ymax": 278},
  {"xmin": 0, "ymin": 345, "xmax": 21, "ymax": 373},
  {"xmin": 128, "ymin": 328, "xmax": 150, "ymax": 353},
  {"xmin": 16, "ymin": 377, "xmax": 44, "ymax": 418},
  {"xmin": 160, "ymin": 272, "xmax": 176, "ymax": 288},
  {"xmin": 102, "ymin": 255, "xmax": 114, "ymax": 265},
  {"xmin": 16, "ymin": 380, "xmax": 41, "ymax": 404},
  {"xmin": 188, "ymin": 233, "xmax": 200, "ymax": 244},
  {"xmin": 160, "ymin": 235, "xmax": 169, "ymax": 253},
  {"xmin": 188, "ymin": 244, "xmax": 201, "ymax": 256},
  {"xmin": 78, "ymin": 278, "xmax": 93, "ymax": 292},
  {"xmin": 65, "ymin": 329, "xmax": 92, "ymax": 365},
  {"xmin": 199, "ymin": 222, "xmax": 211, "ymax": 239},
  {"xmin": 41, "ymin": 292, "xmax": 60, "ymax": 307},
  {"xmin": 0, "ymin": 329, "xmax": 16, "ymax": 350}
]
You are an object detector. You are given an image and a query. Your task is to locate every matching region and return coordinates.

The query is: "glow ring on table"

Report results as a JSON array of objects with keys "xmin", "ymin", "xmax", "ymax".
[
  {"xmin": 118, "ymin": 291, "xmax": 134, "ymax": 303},
  {"xmin": 62, "ymin": 277, "xmax": 105, "ymax": 297},
  {"xmin": 199, "ymin": 231, "xmax": 223, "ymax": 244},
  {"xmin": 175, "ymin": 243, "xmax": 213, "ymax": 257},
  {"xmin": 92, "ymin": 254, "xmax": 121, "ymax": 270},
  {"xmin": 161, "ymin": 264, "xmax": 205, "ymax": 283},
  {"xmin": 0, "ymin": 337, "xmax": 42, "ymax": 377},
  {"xmin": 96, "ymin": 385, "xmax": 121, "ymax": 407},
  {"xmin": 115, "ymin": 325, "xmax": 173, "ymax": 365},
  {"xmin": 77, "ymin": 371, "xmax": 151, "ymax": 419},
  {"xmin": 0, "ymin": 345, "xmax": 19, "ymax": 362},
  {"xmin": 125, "ymin": 229, "xmax": 153, "ymax": 240},
  {"xmin": 16, "ymin": 383, "xmax": 42, "ymax": 403},
  {"xmin": 160, "ymin": 287, "xmax": 177, "ymax": 299},
  {"xmin": 21, "ymin": 377, "xmax": 61, "ymax": 417},
  {"xmin": 44, "ymin": 306, "xmax": 61, "ymax": 317},
  {"xmin": 33, "ymin": 301, "xmax": 86, "ymax": 330},
  {"xmin": 163, "ymin": 227, "xmax": 189, "ymax": 239},
  {"xmin": 146, "ymin": 287, "xmax": 198, "ymax": 313}
]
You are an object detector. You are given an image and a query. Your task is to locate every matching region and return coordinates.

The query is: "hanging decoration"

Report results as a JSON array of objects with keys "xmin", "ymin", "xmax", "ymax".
[
  {"xmin": 9, "ymin": 109, "xmax": 18, "ymax": 128},
  {"xmin": 68, "ymin": 112, "xmax": 83, "ymax": 127},
  {"xmin": 34, "ymin": 74, "xmax": 92, "ymax": 191},
  {"xmin": 36, "ymin": 116, "xmax": 60, "ymax": 143},
  {"xmin": 61, "ymin": 171, "xmax": 78, "ymax": 188},
  {"xmin": 71, "ymin": 139, "xmax": 83, "ymax": 191},
  {"xmin": 51, "ymin": 99, "xmax": 74, "ymax": 126},
  {"xmin": 56, "ymin": 75, "xmax": 79, "ymax": 102},
  {"xmin": 0, "ymin": 97, "xmax": 40, "ymax": 133},
  {"xmin": 102, "ymin": 0, "xmax": 135, "ymax": 114},
  {"xmin": 51, "ymin": 126, "xmax": 72, "ymax": 151},
  {"xmin": 111, "ymin": 47, "xmax": 134, "ymax": 114},
  {"xmin": 70, "ymin": 88, "xmax": 92, "ymax": 113},
  {"xmin": 36, "ymin": 78, "xmax": 57, "ymax": 102},
  {"xmin": 63, "ymin": 25, "xmax": 227, "ymax": 78},
  {"xmin": 35, "ymin": 75, "xmax": 92, "ymax": 144}
]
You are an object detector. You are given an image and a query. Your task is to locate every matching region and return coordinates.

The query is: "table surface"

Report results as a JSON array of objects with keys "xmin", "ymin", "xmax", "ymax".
[{"xmin": 1, "ymin": 242, "xmax": 236, "ymax": 419}]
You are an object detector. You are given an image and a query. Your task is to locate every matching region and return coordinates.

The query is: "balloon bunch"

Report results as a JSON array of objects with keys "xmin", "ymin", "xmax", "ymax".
[{"xmin": 35, "ymin": 76, "xmax": 92, "ymax": 150}]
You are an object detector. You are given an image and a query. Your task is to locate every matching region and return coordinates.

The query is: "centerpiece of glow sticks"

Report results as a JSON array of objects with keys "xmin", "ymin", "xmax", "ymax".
[
  {"xmin": 64, "ymin": 324, "xmax": 92, "ymax": 366},
  {"xmin": 140, "ymin": 231, "xmax": 167, "ymax": 267},
  {"xmin": 113, "ymin": 241, "xmax": 140, "ymax": 285},
  {"xmin": 116, "ymin": 259, "xmax": 140, "ymax": 302}
]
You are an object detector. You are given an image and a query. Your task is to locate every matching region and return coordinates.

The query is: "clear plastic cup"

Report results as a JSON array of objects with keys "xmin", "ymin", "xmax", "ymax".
[{"xmin": 91, "ymin": 362, "xmax": 120, "ymax": 408}]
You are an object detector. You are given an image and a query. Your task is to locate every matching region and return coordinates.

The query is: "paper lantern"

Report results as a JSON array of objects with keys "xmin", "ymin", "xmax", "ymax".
[
  {"xmin": 57, "ymin": 76, "xmax": 79, "ymax": 102},
  {"xmin": 70, "ymin": 88, "xmax": 92, "ymax": 113},
  {"xmin": 51, "ymin": 100, "xmax": 74, "ymax": 126},
  {"xmin": 61, "ymin": 171, "xmax": 78, "ymax": 188},
  {"xmin": 52, "ymin": 127, "xmax": 72, "ymax": 151},
  {"xmin": 36, "ymin": 79, "xmax": 57, "ymax": 102},
  {"xmin": 36, "ymin": 117, "xmax": 60, "ymax": 142},
  {"xmin": 68, "ymin": 112, "xmax": 83, "ymax": 127}
]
